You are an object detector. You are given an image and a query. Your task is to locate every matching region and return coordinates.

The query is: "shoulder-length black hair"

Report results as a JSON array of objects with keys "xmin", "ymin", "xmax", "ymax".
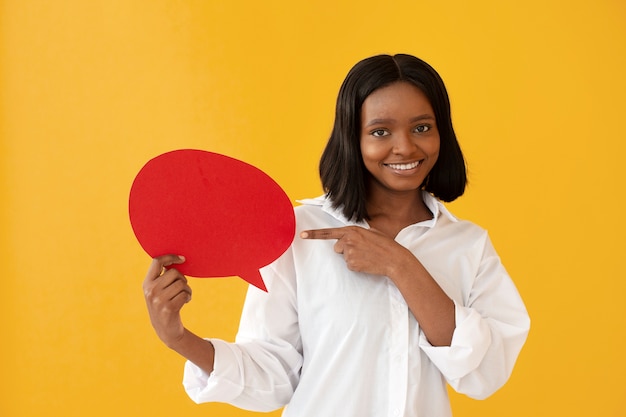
[{"xmin": 319, "ymin": 53, "xmax": 467, "ymax": 222}]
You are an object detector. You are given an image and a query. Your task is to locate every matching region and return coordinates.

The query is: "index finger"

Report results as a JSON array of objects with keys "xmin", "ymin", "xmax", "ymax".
[
  {"xmin": 300, "ymin": 228, "xmax": 348, "ymax": 240},
  {"xmin": 145, "ymin": 254, "xmax": 186, "ymax": 281}
]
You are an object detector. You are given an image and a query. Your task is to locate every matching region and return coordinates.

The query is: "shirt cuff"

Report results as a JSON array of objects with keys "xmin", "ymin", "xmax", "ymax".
[
  {"xmin": 182, "ymin": 338, "xmax": 244, "ymax": 404},
  {"xmin": 418, "ymin": 303, "xmax": 491, "ymax": 381}
]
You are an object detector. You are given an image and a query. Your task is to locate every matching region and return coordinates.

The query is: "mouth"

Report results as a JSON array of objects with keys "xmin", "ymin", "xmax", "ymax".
[{"xmin": 384, "ymin": 161, "xmax": 421, "ymax": 171}]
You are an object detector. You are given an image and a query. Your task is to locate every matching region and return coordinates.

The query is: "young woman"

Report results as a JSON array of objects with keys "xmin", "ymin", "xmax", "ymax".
[{"xmin": 143, "ymin": 53, "xmax": 530, "ymax": 416}]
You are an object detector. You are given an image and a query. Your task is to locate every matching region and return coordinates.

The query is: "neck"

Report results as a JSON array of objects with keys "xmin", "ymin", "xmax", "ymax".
[{"xmin": 365, "ymin": 187, "xmax": 432, "ymax": 236}]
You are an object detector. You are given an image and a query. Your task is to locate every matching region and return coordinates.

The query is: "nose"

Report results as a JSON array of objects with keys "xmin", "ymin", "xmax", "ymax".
[{"xmin": 392, "ymin": 131, "xmax": 417, "ymax": 155}]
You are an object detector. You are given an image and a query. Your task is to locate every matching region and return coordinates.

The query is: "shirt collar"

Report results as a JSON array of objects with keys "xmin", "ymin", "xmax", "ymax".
[
  {"xmin": 421, "ymin": 191, "xmax": 458, "ymax": 227},
  {"xmin": 298, "ymin": 191, "xmax": 458, "ymax": 229}
]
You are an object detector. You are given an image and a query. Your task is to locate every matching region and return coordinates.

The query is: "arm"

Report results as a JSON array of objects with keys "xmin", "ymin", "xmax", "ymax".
[
  {"xmin": 417, "ymin": 232, "xmax": 530, "ymax": 399},
  {"xmin": 386, "ymin": 248, "xmax": 455, "ymax": 346},
  {"xmin": 142, "ymin": 255, "xmax": 215, "ymax": 374},
  {"xmin": 180, "ymin": 250, "xmax": 303, "ymax": 411}
]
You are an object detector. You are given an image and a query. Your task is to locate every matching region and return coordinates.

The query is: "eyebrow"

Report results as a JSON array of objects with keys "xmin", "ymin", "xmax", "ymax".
[{"xmin": 364, "ymin": 114, "xmax": 436, "ymax": 128}]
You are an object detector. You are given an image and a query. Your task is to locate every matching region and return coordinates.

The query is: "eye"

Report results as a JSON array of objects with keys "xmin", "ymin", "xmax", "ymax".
[
  {"xmin": 414, "ymin": 124, "xmax": 431, "ymax": 133},
  {"xmin": 371, "ymin": 129, "xmax": 390, "ymax": 137}
]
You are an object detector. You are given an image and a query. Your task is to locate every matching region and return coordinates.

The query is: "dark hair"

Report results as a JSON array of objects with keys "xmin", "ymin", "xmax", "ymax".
[{"xmin": 319, "ymin": 53, "xmax": 467, "ymax": 222}]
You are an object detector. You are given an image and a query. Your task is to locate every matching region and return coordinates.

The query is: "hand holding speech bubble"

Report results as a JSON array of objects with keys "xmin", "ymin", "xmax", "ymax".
[{"xmin": 128, "ymin": 149, "xmax": 296, "ymax": 292}]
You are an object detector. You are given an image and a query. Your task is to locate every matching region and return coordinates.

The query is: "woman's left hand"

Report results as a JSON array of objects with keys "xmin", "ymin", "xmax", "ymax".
[{"xmin": 300, "ymin": 226, "xmax": 414, "ymax": 277}]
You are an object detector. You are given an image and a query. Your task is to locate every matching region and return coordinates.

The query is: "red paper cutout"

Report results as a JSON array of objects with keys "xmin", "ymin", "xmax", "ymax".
[{"xmin": 129, "ymin": 149, "xmax": 296, "ymax": 292}]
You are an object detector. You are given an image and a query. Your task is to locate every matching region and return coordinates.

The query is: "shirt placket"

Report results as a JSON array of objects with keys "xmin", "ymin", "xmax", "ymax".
[{"xmin": 387, "ymin": 278, "xmax": 408, "ymax": 417}]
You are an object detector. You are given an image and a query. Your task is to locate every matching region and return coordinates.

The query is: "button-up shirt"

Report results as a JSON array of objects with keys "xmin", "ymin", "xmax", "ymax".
[{"xmin": 183, "ymin": 192, "xmax": 530, "ymax": 416}]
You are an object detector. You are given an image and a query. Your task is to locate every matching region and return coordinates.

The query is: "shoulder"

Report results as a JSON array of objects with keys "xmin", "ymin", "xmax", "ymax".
[
  {"xmin": 293, "ymin": 195, "xmax": 350, "ymax": 229},
  {"xmin": 431, "ymin": 199, "xmax": 489, "ymax": 245},
  {"xmin": 295, "ymin": 195, "xmax": 326, "ymax": 209},
  {"xmin": 294, "ymin": 195, "xmax": 325, "ymax": 218}
]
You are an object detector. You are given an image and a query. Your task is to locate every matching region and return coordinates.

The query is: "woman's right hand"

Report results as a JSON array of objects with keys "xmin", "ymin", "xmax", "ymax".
[{"xmin": 142, "ymin": 254, "xmax": 192, "ymax": 348}]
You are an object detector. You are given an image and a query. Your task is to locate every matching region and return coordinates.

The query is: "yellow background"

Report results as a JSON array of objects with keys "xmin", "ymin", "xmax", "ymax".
[{"xmin": 2, "ymin": 0, "xmax": 625, "ymax": 416}]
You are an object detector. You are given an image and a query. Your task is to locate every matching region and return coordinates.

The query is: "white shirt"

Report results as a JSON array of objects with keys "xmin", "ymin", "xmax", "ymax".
[{"xmin": 182, "ymin": 192, "xmax": 530, "ymax": 417}]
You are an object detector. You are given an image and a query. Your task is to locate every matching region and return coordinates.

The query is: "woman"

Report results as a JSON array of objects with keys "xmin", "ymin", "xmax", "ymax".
[{"xmin": 143, "ymin": 53, "xmax": 530, "ymax": 416}]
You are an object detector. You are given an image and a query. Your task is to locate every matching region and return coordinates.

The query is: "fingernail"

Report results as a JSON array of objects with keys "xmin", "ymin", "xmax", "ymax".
[{"xmin": 300, "ymin": 231, "xmax": 309, "ymax": 239}]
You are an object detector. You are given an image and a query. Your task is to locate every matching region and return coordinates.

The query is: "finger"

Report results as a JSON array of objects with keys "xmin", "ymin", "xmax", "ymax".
[
  {"xmin": 170, "ymin": 289, "xmax": 192, "ymax": 309},
  {"xmin": 145, "ymin": 254, "xmax": 186, "ymax": 281},
  {"xmin": 162, "ymin": 271, "xmax": 189, "ymax": 290},
  {"xmin": 300, "ymin": 228, "xmax": 348, "ymax": 240},
  {"xmin": 333, "ymin": 241, "xmax": 344, "ymax": 254},
  {"xmin": 147, "ymin": 276, "xmax": 192, "ymax": 308},
  {"xmin": 155, "ymin": 269, "xmax": 189, "ymax": 295},
  {"xmin": 162, "ymin": 278, "xmax": 192, "ymax": 302}
]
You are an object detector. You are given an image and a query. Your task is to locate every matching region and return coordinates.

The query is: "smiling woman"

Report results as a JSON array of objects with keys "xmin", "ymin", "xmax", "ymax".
[{"xmin": 143, "ymin": 53, "xmax": 530, "ymax": 417}]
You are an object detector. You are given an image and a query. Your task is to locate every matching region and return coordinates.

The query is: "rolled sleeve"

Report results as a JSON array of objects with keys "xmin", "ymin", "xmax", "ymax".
[
  {"xmin": 183, "ymin": 338, "xmax": 245, "ymax": 404},
  {"xmin": 420, "ymin": 300, "xmax": 529, "ymax": 399},
  {"xmin": 419, "ymin": 303, "xmax": 491, "ymax": 381}
]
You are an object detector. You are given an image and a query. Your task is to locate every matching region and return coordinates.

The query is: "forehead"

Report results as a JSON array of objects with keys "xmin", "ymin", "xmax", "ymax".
[{"xmin": 361, "ymin": 82, "xmax": 434, "ymax": 119}]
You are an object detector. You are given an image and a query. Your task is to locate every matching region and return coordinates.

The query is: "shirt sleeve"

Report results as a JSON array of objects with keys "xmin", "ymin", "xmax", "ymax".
[
  {"xmin": 418, "ymin": 232, "xmax": 530, "ymax": 400},
  {"xmin": 182, "ymin": 248, "xmax": 303, "ymax": 411}
]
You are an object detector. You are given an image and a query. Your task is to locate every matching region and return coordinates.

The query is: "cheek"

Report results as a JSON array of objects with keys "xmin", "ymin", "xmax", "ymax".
[
  {"xmin": 427, "ymin": 137, "xmax": 441, "ymax": 159},
  {"xmin": 359, "ymin": 140, "xmax": 383, "ymax": 164},
  {"xmin": 420, "ymin": 137, "xmax": 440, "ymax": 171},
  {"xmin": 360, "ymin": 153, "xmax": 378, "ymax": 174},
  {"xmin": 432, "ymin": 146, "xmax": 440, "ymax": 161}
]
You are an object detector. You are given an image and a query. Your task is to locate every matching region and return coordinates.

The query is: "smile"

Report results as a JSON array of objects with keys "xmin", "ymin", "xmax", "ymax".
[{"xmin": 385, "ymin": 161, "xmax": 420, "ymax": 171}]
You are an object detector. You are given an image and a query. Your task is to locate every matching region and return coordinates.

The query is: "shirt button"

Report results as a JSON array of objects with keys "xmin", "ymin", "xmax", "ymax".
[{"xmin": 393, "ymin": 408, "xmax": 400, "ymax": 416}]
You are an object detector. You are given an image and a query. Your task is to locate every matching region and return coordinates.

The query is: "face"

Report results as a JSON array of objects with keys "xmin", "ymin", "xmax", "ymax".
[{"xmin": 360, "ymin": 81, "xmax": 440, "ymax": 196}]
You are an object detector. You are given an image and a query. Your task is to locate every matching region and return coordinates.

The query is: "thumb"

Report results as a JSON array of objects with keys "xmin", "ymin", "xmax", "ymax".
[{"xmin": 146, "ymin": 254, "xmax": 186, "ymax": 280}]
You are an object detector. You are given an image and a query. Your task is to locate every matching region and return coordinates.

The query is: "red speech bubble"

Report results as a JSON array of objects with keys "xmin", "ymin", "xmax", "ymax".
[{"xmin": 128, "ymin": 149, "xmax": 295, "ymax": 292}]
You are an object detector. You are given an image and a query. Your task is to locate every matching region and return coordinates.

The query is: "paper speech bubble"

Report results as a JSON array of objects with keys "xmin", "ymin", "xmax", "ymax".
[{"xmin": 129, "ymin": 149, "xmax": 296, "ymax": 292}]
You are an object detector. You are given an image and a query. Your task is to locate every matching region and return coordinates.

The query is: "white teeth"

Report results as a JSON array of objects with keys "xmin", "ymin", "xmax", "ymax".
[{"xmin": 386, "ymin": 161, "xmax": 420, "ymax": 170}]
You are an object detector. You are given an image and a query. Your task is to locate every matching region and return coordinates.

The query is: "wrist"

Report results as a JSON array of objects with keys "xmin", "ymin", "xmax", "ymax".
[
  {"xmin": 163, "ymin": 327, "xmax": 189, "ymax": 350},
  {"xmin": 386, "ymin": 247, "xmax": 420, "ymax": 281},
  {"xmin": 167, "ymin": 329, "xmax": 216, "ymax": 374}
]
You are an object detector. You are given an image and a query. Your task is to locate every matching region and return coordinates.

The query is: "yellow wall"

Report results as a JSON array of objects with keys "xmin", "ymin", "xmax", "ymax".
[{"xmin": 2, "ymin": 1, "xmax": 625, "ymax": 416}]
